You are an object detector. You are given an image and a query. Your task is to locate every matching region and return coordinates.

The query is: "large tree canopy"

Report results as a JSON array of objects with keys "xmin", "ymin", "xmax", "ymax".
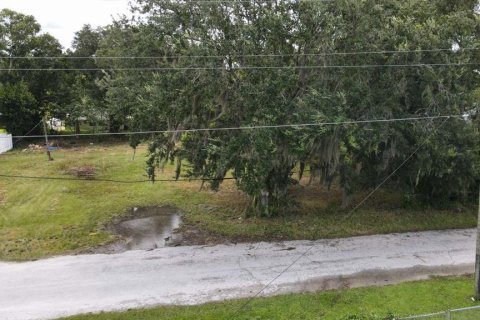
[
  {"xmin": 93, "ymin": 0, "xmax": 480, "ymax": 215},
  {"xmin": 2, "ymin": 2, "xmax": 477, "ymax": 215},
  {"xmin": 0, "ymin": 9, "xmax": 66, "ymax": 135},
  {"xmin": 63, "ymin": 24, "xmax": 107, "ymax": 133}
]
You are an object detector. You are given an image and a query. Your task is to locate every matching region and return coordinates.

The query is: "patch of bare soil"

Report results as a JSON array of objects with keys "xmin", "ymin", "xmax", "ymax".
[
  {"xmin": 283, "ymin": 264, "xmax": 473, "ymax": 294},
  {"xmin": 175, "ymin": 224, "xmax": 237, "ymax": 246},
  {"xmin": 20, "ymin": 144, "xmax": 45, "ymax": 153},
  {"xmin": 26, "ymin": 144, "xmax": 44, "ymax": 151},
  {"xmin": 66, "ymin": 166, "xmax": 97, "ymax": 179}
]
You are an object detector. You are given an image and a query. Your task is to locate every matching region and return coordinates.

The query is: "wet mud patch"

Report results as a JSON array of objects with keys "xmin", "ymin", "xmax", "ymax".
[{"xmin": 95, "ymin": 206, "xmax": 183, "ymax": 253}]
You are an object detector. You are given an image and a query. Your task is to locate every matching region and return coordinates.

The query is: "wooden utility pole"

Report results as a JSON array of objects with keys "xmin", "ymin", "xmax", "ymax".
[
  {"xmin": 475, "ymin": 186, "xmax": 480, "ymax": 300},
  {"xmin": 42, "ymin": 116, "xmax": 53, "ymax": 161}
]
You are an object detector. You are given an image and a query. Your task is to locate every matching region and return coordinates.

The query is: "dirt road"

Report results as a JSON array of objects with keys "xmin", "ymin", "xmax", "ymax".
[{"xmin": 0, "ymin": 229, "xmax": 475, "ymax": 320}]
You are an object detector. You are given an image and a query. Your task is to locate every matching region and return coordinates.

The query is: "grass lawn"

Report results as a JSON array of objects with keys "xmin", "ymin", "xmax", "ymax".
[
  {"xmin": 61, "ymin": 276, "xmax": 480, "ymax": 320},
  {"xmin": 0, "ymin": 143, "xmax": 477, "ymax": 260}
]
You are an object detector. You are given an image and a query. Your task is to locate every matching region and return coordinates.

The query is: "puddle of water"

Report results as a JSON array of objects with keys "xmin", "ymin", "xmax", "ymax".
[
  {"xmin": 115, "ymin": 211, "xmax": 182, "ymax": 250},
  {"xmin": 98, "ymin": 206, "xmax": 183, "ymax": 253}
]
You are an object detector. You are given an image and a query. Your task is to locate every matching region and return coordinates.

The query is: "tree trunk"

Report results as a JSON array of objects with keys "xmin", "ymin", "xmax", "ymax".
[{"xmin": 341, "ymin": 189, "xmax": 354, "ymax": 209}]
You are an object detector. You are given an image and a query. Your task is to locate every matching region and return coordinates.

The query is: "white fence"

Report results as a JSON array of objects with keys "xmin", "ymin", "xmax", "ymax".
[{"xmin": 0, "ymin": 134, "xmax": 13, "ymax": 154}]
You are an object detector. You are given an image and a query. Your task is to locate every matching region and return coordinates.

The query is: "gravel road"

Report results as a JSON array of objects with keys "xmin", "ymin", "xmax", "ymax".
[{"xmin": 0, "ymin": 228, "xmax": 475, "ymax": 320}]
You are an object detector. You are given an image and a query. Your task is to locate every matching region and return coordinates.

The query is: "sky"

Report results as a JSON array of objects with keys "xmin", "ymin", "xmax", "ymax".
[{"xmin": 1, "ymin": 0, "xmax": 132, "ymax": 49}]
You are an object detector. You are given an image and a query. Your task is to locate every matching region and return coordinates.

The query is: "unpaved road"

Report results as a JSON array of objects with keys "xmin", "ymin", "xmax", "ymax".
[{"xmin": 0, "ymin": 229, "xmax": 476, "ymax": 320}]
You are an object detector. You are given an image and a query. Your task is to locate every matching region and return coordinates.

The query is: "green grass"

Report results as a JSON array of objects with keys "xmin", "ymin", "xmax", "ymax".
[
  {"xmin": 61, "ymin": 276, "xmax": 479, "ymax": 320},
  {"xmin": 0, "ymin": 144, "xmax": 477, "ymax": 260},
  {"xmin": 0, "ymin": 144, "xmax": 208, "ymax": 260}
]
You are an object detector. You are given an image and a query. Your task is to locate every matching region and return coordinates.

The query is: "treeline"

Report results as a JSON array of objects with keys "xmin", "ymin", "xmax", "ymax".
[
  {"xmin": 0, "ymin": 9, "xmax": 109, "ymax": 135},
  {"xmin": 1, "ymin": 1, "xmax": 479, "ymax": 215}
]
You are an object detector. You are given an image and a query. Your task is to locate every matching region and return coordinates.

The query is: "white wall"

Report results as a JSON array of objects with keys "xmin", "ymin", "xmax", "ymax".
[{"xmin": 0, "ymin": 134, "xmax": 13, "ymax": 154}]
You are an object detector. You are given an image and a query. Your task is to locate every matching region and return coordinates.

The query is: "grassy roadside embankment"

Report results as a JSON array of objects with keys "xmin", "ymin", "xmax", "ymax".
[
  {"xmin": 61, "ymin": 276, "xmax": 479, "ymax": 320},
  {"xmin": 0, "ymin": 144, "xmax": 477, "ymax": 260}
]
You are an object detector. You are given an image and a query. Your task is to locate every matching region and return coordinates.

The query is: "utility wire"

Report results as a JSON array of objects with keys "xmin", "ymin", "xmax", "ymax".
[
  {"xmin": 159, "ymin": 0, "xmax": 335, "ymax": 3},
  {"xmin": 2, "ymin": 115, "xmax": 460, "ymax": 139},
  {"xmin": 1, "ymin": 115, "xmax": 455, "ymax": 184},
  {"xmin": 2, "ymin": 47, "xmax": 477, "ymax": 60},
  {"xmin": 10, "ymin": 120, "xmax": 43, "ymax": 144},
  {"xmin": 128, "ymin": 0, "xmax": 334, "ymax": 3},
  {"xmin": 0, "ymin": 62, "xmax": 477, "ymax": 72},
  {"xmin": 0, "ymin": 174, "xmax": 236, "ymax": 183},
  {"xmin": 0, "ymin": 165, "xmax": 311, "ymax": 183},
  {"xmin": 231, "ymin": 116, "xmax": 451, "ymax": 317},
  {"xmin": 81, "ymin": 0, "xmax": 332, "ymax": 1}
]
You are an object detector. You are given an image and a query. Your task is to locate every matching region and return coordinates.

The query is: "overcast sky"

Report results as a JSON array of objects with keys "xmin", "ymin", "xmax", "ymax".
[{"xmin": 1, "ymin": 0, "xmax": 131, "ymax": 49}]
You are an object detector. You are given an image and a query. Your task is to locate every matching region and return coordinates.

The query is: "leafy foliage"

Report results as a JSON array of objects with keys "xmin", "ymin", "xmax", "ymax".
[
  {"xmin": 1, "ymin": 2, "xmax": 479, "ymax": 216},
  {"xmin": 90, "ymin": 0, "xmax": 480, "ymax": 215},
  {"xmin": 0, "ymin": 9, "xmax": 66, "ymax": 135},
  {"xmin": 0, "ymin": 81, "xmax": 36, "ymax": 134}
]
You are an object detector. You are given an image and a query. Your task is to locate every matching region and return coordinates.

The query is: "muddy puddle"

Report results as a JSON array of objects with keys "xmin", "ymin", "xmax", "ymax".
[{"xmin": 95, "ymin": 206, "xmax": 183, "ymax": 254}]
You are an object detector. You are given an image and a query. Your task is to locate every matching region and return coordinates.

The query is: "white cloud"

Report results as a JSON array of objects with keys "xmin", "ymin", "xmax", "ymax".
[{"xmin": 1, "ymin": 0, "xmax": 131, "ymax": 49}]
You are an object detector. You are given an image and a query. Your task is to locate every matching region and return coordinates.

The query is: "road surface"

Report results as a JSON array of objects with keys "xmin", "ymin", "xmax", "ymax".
[{"xmin": 0, "ymin": 229, "xmax": 476, "ymax": 320}]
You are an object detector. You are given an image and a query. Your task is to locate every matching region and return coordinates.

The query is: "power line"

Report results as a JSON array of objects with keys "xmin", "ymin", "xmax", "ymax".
[
  {"xmin": 86, "ymin": 0, "xmax": 319, "ymax": 2},
  {"xmin": 231, "ymin": 115, "xmax": 451, "ymax": 316},
  {"xmin": 126, "ymin": 0, "xmax": 334, "ymax": 4},
  {"xmin": 3, "ymin": 115, "xmax": 460, "ymax": 139},
  {"xmin": 10, "ymin": 120, "xmax": 43, "ymax": 145},
  {"xmin": 161, "ymin": 0, "xmax": 335, "ymax": 3},
  {"xmin": 0, "ymin": 174, "xmax": 236, "ymax": 183},
  {"xmin": 0, "ymin": 62, "xmax": 477, "ymax": 72},
  {"xmin": 0, "ymin": 164, "xmax": 316, "ymax": 183},
  {"xmin": 3, "ymin": 47, "xmax": 477, "ymax": 60}
]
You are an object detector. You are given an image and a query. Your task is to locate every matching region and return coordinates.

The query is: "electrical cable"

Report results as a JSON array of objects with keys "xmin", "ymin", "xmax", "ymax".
[
  {"xmin": 0, "ymin": 174, "xmax": 236, "ymax": 183},
  {"xmin": 2, "ymin": 47, "xmax": 477, "ymax": 60},
  {"xmin": 7, "ymin": 120, "xmax": 43, "ymax": 145},
  {"xmin": 133, "ymin": 0, "xmax": 335, "ymax": 4},
  {"xmin": 0, "ymin": 62, "xmax": 477, "ymax": 72},
  {"xmin": 3, "ymin": 115, "xmax": 461, "ymax": 139},
  {"xmin": 230, "ymin": 115, "xmax": 452, "ymax": 317}
]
